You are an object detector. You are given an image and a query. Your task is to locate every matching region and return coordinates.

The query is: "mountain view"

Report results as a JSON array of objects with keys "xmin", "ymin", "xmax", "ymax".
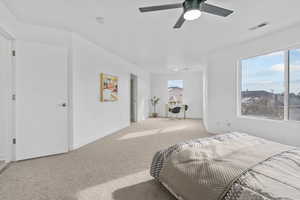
[{"xmin": 168, "ymin": 80, "xmax": 183, "ymax": 104}]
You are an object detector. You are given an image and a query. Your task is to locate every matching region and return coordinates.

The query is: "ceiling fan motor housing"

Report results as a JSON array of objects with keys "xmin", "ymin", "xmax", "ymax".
[
  {"xmin": 139, "ymin": 0, "xmax": 232, "ymax": 28},
  {"xmin": 183, "ymin": 0, "xmax": 206, "ymax": 12}
]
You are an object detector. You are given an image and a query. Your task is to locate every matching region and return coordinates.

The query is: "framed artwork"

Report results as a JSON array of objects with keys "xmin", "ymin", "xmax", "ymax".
[{"xmin": 100, "ymin": 73, "xmax": 118, "ymax": 102}]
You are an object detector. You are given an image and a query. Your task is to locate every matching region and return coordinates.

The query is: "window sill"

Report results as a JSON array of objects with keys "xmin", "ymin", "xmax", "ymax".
[{"xmin": 237, "ymin": 115, "xmax": 300, "ymax": 125}]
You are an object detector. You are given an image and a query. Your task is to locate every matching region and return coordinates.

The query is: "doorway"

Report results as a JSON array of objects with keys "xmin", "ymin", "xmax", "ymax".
[{"xmin": 130, "ymin": 74, "xmax": 138, "ymax": 123}]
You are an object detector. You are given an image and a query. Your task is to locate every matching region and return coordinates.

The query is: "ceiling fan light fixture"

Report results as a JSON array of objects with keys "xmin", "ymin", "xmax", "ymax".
[
  {"xmin": 183, "ymin": 9, "xmax": 201, "ymax": 21},
  {"xmin": 139, "ymin": 0, "xmax": 234, "ymax": 29}
]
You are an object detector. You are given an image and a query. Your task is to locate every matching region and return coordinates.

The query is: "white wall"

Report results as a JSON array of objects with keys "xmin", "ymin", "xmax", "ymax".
[
  {"xmin": 0, "ymin": 2, "xmax": 17, "ymax": 37},
  {"xmin": 206, "ymin": 24, "xmax": 300, "ymax": 147},
  {"xmin": 71, "ymin": 34, "xmax": 150, "ymax": 149},
  {"xmin": 0, "ymin": 1, "xmax": 151, "ymax": 158},
  {"xmin": 151, "ymin": 71, "xmax": 203, "ymax": 119}
]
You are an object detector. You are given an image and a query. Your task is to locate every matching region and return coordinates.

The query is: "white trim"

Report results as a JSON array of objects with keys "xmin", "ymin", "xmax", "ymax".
[
  {"xmin": 236, "ymin": 60, "xmax": 242, "ymax": 117},
  {"xmin": 237, "ymin": 46, "xmax": 300, "ymax": 123},
  {"xmin": 238, "ymin": 115, "xmax": 300, "ymax": 125},
  {"xmin": 0, "ymin": 26, "xmax": 15, "ymax": 163},
  {"xmin": 284, "ymin": 51, "xmax": 290, "ymax": 120},
  {"xmin": 237, "ymin": 43, "xmax": 300, "ymax": 61},
  {"xmin": 73, "ymin": 124, "xmax": 129, "ymax": 150},
  {"xmin": 11, "ymin": 40, "xmax": 16, "ymax": 162},
  {"xmin": 0, "ymin": 27, "xmax": 14, "ymax": 40},
  {"xmin": 0, "ymin": 162, "xmax": 9, "ymax": 174},
  {"xmin": 202, "ymin": 65, "xmax": 209, "ymax": 130},
  {"xmin": 67, "ymin": 34, "xmax": 74, "ymax": 151}
]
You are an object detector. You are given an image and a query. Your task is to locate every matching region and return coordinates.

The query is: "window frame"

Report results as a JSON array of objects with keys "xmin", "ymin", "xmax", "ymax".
[{"xmin": 237, "ymin": 46, "xmax": 300, "ymax": 123}]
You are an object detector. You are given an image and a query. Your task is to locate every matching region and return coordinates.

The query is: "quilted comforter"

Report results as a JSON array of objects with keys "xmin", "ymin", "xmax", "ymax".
[{"xmin": 150, "ymin": 132, "xmax": 300, "ymax": 200}]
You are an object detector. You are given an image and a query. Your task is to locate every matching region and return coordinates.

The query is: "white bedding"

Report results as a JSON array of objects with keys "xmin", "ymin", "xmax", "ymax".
[{"xmin": 150, "ymin": 133, "xmax": 300, "ymax": 200}]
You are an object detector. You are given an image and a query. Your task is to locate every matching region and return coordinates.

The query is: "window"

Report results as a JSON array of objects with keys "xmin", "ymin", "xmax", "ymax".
[
  {"xmin": 168, "ymin": 80, "xmax": 183, "ymax": 105},
  {"xmin": 240, "ymin": 48, "xmax": 300, "ymax": 122},
  {"xmin": 241, "ymin": 52, "xmax": 285, "ymax": 120},
  {"xmin": 289, "ymin": 49, "xmax": 300, "ymax": 121}
]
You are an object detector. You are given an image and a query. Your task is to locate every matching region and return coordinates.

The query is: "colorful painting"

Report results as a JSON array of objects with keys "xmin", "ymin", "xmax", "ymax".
[{"xmin": 100, "ymin": 73, "xmax": 118, "ymax": 102}]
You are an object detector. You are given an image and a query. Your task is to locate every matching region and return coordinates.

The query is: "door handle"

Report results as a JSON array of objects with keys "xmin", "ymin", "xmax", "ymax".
[{"xmin": 59, "ymin": 103, "xmax": 67, "ymax": 107}]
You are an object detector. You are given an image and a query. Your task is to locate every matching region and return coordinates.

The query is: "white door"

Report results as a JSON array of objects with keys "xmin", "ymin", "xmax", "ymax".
[{"xmin": 15, "ymin": 41, "xmax": 68, "ymax": 160}]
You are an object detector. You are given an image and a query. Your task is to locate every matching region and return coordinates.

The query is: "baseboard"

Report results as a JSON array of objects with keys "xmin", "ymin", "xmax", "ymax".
[
  {"xmin": 0, "ymin": 162, "xmax": 10, "ymax": 174},
  {"xmin": 156, "ymin": 116, "xmax": 203, "ymax": 120},
  {"xmin": 73, "ymin": 124, "xmax": 130, "ymax": 150},
  {"xmin": 186, "ymin": 117, "xmax": 203, "ymax": 120},
  {"xmin": 206, "ymin": 127, "xmax": 229, "ymax": 135}
]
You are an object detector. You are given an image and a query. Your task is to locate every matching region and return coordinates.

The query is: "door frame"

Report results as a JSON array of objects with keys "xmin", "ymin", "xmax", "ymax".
[
  {"xmin": 0, "ymin": 26, "xmax": 16, "ymax": 163},
  {"xmin": 1, "ymin": 27, "xmax": 71, "ymax": 162},
  {"xmin": 130, "ymin": 74, "xmax": 138, "ymax": 123}
]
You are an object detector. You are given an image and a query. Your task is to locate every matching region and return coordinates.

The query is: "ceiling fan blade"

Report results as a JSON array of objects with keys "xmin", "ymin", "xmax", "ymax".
[
  {"xmin": 139, "ymin": 3, "xmax": 182, "ymax": 12},
  {"xmin": 200, "ymin": 3, "xmax": 233, "ymax": 17},
  {"xmin": 173, "ymin": 13, "xmax": 185, "ymax": 29}
]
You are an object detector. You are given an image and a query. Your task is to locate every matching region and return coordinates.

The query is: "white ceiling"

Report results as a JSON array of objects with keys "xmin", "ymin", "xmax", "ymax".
[{"xmin": 3, "ymin": 0, "xmax": 300, "ymax": 73}]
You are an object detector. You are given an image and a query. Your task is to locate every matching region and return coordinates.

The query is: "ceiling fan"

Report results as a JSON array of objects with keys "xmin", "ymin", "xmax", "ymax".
[{"xmin": 139, "ymin": 0, "xmax": 234, "ymax": 29}]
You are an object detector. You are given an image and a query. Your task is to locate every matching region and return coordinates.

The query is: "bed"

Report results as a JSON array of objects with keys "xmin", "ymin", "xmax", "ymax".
[{"xmin": 150, "ymin": 132, "xmax": 300, "ymax": 200}]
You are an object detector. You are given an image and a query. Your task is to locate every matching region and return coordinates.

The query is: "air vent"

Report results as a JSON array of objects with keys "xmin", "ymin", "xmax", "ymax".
[
  {"xmin": 170, "ymin": 67, "xmax": 190, "ymax": 72},
  {"xmin": 249, "ymin": 22, "xmax": 269, "ymax": 31},
  {"xmin": 96, "ymin": 17, "xmax": 104, "ymax": 24}
]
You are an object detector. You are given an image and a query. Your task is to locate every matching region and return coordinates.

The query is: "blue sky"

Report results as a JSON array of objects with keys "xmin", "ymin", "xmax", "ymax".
[
  {"xmin": 242, "ymin": 49, "xmax": 300, "ymax": 94},
  {"xmin": 168, "ymin": 80, "xmax": 183, "ymax": 88}
]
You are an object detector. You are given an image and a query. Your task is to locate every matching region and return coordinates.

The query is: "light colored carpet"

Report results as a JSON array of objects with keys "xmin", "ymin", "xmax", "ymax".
[{"xmin": 0, "ymin": 118, "xmax": 211, "ymax": 200}]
